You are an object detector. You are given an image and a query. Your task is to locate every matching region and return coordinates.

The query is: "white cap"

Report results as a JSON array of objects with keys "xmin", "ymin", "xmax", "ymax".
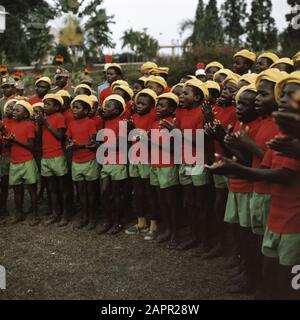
[{"xmin": 195, "ymin": 69, "xmax": 206, "ymax": 77}]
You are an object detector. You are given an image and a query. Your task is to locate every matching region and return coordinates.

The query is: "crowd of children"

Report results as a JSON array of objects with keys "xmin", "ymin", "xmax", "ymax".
[{"xmin": 0, "ymin": 49, "xmax": 300, "ymax": 300}]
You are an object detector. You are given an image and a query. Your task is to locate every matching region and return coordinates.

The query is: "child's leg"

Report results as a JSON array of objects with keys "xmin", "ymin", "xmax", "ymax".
[
  {"xmin": 132, "ymin": 177, "xmax": 148, "ymax": 227},
  {"xmin": 44, "ymin": 176, "xmax": 63, "ymax": 225},
  {"xmin": 145, "ymin": 181, "xmax": 158, "ymax": 231},
  {"xmin": 26, "ymin": 183, "xmax": 39, "ymax": 226},
  {"xmin": 57, "ymin": 175, "xmax": 71, "ymax": 226},
  {"xmin": 214, "ymin": 188, "xmax": 228, "ymax": 250},
  {"xmin": 12, "ymin": 184, "xmax": 25, "ymax": 223},
  {"xmin": 261, "ymin": 257, "xmax": 280, "ymax": 299},
  {"xmin": 86, "ymin": 180, "xmax": 98, "ymax": 230},
  {"xmin": 156, "ymin": 187, "xmax": 171, "ymax": 242},
  {"xmin": 75, "ymin": 180, "xmax": 89, "ymax": 228}
]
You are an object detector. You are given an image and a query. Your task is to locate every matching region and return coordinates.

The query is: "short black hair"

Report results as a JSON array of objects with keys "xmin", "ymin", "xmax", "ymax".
[
  {"xmin": 108, "ymin": 66, "xmax": 123, "ymax": 77},
  {"xmin": 189, "ymin": 86, "xmax": 204, "ymax": 101},
  {"xmin": 135, "ymin": 79, "xmax": 145, "ymax": 88},
  {"xmin": 138, "ymin": 93, "xmax": 154, "ymax": 106}
]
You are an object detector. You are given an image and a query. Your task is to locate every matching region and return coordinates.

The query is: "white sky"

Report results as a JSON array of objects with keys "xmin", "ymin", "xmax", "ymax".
[{"xmin": 49, "ymin": 0, "xmax": 291, "ymax": 54}]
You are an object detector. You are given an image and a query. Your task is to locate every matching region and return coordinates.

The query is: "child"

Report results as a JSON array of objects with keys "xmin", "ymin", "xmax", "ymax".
[
  {"xmin": 57, "ymin": 90, "xmax": 73, "ymax": 127},
  {"xmin": 148, "ymin": 93, "xmax": 179, "ymax": 245},
  {"xmin": 204, "ymin": 81, "xmax": 221, "ymax": 105},
  {"xmin": 271, "ymin": 58, "xmax": 294, "ymax": 73},
  {"xmin": 112, "ymin": 84, "xmax": 134, "ymax": 120},
  {"xmin": 255, "ymin": 52, "xmax": 279, "ymax": 74},
  {"xmin": 205, "ymin": 61, "xmax": 224, "ymax": 81},
  {"xmin": 96, "ymin": 95, "xmax": 129, "ymax": 235},
  {"xmin": 146, "ymin": 75, "xmax": 167, "ymax": 96},
  {"xmin": 132, "ymin": 77, "xmax": 147, "ymax": 97},
  {"xmin": 36, "ymin": 94, "xmax": 69, "ymax": 227},
  {"xmin": 171, "ymin": 83, "xmax": 184, "ymax": 98},
  {"xmin": 140, "ymin": 61, "xmax": 158, "ymax": 77},
  {"xmin": 74, "ymin": 84, "xmax": 93, "ymax": 96},
  {"xmin": 125, "ymin": 89, "xmax": 158, "ymax": 236},
  {"xmin": 5, "ymin": 100, "xmax": 40, "ymax": 225},
  {"xmin": 88, "ymin": 95, "xmax": 104, "ymax": 131},
  {"xmin": 213, "ymin": 69, "xmax": 234, "ymax": 87},
  {"xmin": 28, "ymin": 77, "xmax": 51, "ymax": 105},
  {"xmin": 233, "ymin": 49, "xmax": 256, "ymax": 75},
  {"xmin": 0, "ymin": 99, "xmax": 17, "ymax": 222},
  {"xmin": 66, "ymin": 95, "xmax": 99, "ymax": 230}
]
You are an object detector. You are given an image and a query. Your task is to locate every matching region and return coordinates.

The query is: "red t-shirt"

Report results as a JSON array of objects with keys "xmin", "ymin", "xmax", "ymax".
[
  {"xmin": 90, "ymin": 114, "xmax": 103, "ymax": 131},
  {"xmin": 262, "ymin": 149, "xmax": 300, "ymax": 233},
  {"xmin": 229, "ymin": 119, "xmax": 261, "ymax": 193},
  {"xmin": 2, "ymin": 118, "xmax": 16, "ymax": 157},
  {"xmin": 102, "ymin": 116, "xmax": 127, "ymax": 164},
  {"xmin": 10, "ymin": 120, "xmax": 35, "ymax": 163},
  {"xmin": 213, "ymin": 104, "xmax": 237, "ymax": 155},
  {"xmin": 176, "ymin": 106, "xmax": 205, "ymax": 164},
  {"xmin": 121, "ymin": 101, "xmax": 133, "ymax": 120},
  {"xmin": 99, "ymin": 87, "xmax": 112, "ymax": 105},
  {"xmin": 42, "ymin": 112, "xmax": 66, "ymax": 158},
  {"xmin": 253, "ymin": 117, "xmax": 280, "ymax": 194},
  {"xmin": 28, "ymin": 96, "xmax": 43, "ymax": 105},
  {"xmin": 67, "ymin": 117, "xmax": 97, "ymax": 163},
  {"xmin": 151, "ymin": 116, "xmax": 176, "ymax": 168},
  {"xmin": 62, "ymin": 110, "xmax": 74, "ymax": 128}
]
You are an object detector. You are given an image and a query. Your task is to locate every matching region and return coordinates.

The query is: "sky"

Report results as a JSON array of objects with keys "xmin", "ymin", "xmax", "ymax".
[{"xmin": 49, "ymin": 0, "xmax": 291, "ymax": 54}]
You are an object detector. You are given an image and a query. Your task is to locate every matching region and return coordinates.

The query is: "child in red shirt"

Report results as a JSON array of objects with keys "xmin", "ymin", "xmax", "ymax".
[
  {"xmin": 5, "ymin": 100, "xmax": 39, "ymax": 225},
  {"xmin": 112, "ymin": 84, "xmax": 134, "ymax": 120},
  {"xmin": 88, "ymin": 95, "xmax": 103, "ymax": 131},
  {"xmin": 66, "ymin": 95, "xmax": 99, "ymax": 230},
  {"xmin": 28, "ymin": 77, "xmax": 51, "ymax": 105}
]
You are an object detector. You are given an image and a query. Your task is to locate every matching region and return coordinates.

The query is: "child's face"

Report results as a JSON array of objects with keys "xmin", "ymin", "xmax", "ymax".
[
  {"xmin": 146, "ymin": 81, "xmax": 164, "ymax": 96},
  {"xmin": 89, "ymin": 102, "xmax": 98, "ymax": 117},
  {"xmin": 106, "ymin": 68, "xmax": 118, "ymax": 84},
  {"xmin": 156, "ymin": 98, "xmax": 173, "ymax": 119},
  {"xmin": 206, "ymin": 67, "xmax": 219, "ymax": 81},
  {"xmin": 220, "ymin": 81, "xmax": 237, "ymax": 105},
  {"xmin": 255, "ymin": 58, "xmax": 271, "ymax": 73},
  {"xmin": 33, "ymin": 106, "xmax": 43, "ymax": 118},
  {"xmin": 36, "ymin": 81, "xmax": 50, "ymax": 98},
  {"xmin": 233, "ymin": 56, "xmax": 250, "ymax": 75},
  {"xmin": 236, "ymin": 91, "xmax": 257, "ymax": 122},
  {"xmin": 102, "ymin": 100, "xmax": 121, "ymax": 120},
  {"xmin": 172, "ymin": 86, "xmax": 183, "ymax": 98},
  {"xmin": 75, "ymin": 88, "xmax": 91, "ymax": 96},
  {"xmin": 255, "ymin": 80, "xmax": 277, "ymax": 116},
  {"xmin": 5, "ymin": 102, "xmax": 16, "ymax": 118},
  {"xmin": 55, "ymin": 76, "xmax": 68, "ymax": 88},
  {"xmin": 43, "ymin": 99, "xmax": 59, "ymax": 115},
  {"xmin": 181, "ymin": 85, "xmax": 201, "ymax": 108},
  {"xmin": 71, "ymin": 101, "xmax": 89, "ymax": 119},
  {"xmin": 274, "ymin": 63, "xmax": 293, "ymax": 73},
  {"xmin": 13, "ymin": 104, "xmax": 29, "ymax": 121},
  {"xmin": 135, "ymin": 95, "xmax": 152, "ymax": 115},
  {"xmin": 278, "ymin": 83, "xmax": 300, "ymax": 113},
  {"xmin": 2, "ymin": 84, "xmax": 15, "ymax": 98},
  {"xmin": 214, "ymin": 73, "xmax": 227, "ymax": 85},
  {"xmin": 114, "ymin": 88, "xmax": 129, "ymax": 101},
  {"xmin": 133, "ymin": 82, "xmax": 143, "ymax": 96}
]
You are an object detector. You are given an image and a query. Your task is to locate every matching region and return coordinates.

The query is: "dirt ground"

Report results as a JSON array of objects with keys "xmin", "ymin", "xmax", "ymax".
[{"xmin": 0, "ymin": 195, "xmax": 251, "ymax": 300}]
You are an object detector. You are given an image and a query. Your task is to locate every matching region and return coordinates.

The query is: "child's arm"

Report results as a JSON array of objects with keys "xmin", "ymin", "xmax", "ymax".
[
  {"xmin": 6, "ymin": 135, "xmax": 35, "ymax": 152},
  {"xmin": 36, "ymin": 115, "xmax": 66, "ymax": 141}
]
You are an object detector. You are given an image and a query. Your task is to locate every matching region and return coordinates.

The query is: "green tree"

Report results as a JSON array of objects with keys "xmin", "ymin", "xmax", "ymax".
[
  {"xmin": 279, "ymin": 0, "xmax": 300, "ymax": 56},
  {"xmin": 246, "ymin": 0, "xmax": 278, "ymax": 51},
  {"xmin": 221, "ymin": 0, "xmax": 248, "ymax": 47}
]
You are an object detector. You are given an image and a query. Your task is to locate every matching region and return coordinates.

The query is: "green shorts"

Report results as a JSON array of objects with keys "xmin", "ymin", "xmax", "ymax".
[
  {"xmin": 179, "ymin": 164, "xmax": 211, "ymax": 186},
  {"xmin": 213, "ymin": 174, "xmax": 229, "ymax": 189},
  {"xmin": 72, "ymin": 159, "xmax": 99, "ymax": 182},
  {"xmin": 250, "ymin": 192, "xmax": 271, "ymax": 235},
  {"xmin": 262, "ymin": 227, "xmax": 300, "ymax": 266},
  {"xmin": 100, "ymin": 164, "xmax": 128, "ymax": 181},
  {"xmin": 224, "ymin": 191, "xmax": 252, "ymax": 227},
  {"xmin": 41, "ymin": 156, "xmax": 68, "ymax": 177},
  {"xmin": 0, "ymin": 156, "xmax": 10, "ymax": 176},
  {"xmin": 9, "ymin": 159, "xmax": 39, "ymax": 186},
  {"xmin": 129, "ymin": 163, "xmax": 150, "ymax": 179},
  {"xmin": 150, "ymin": 166, "xmax": 178, "ymax": 189}
]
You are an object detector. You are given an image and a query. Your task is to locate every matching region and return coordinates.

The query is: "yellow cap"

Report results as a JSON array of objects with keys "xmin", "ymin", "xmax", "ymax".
[
  {"xmin": 213, "ymin": 68, "xmax": 234, "ymax": 82},
  {"xmin": 74, "ymin": 83, "xmax": 93, "ymax": 94},
  {"xmin": 234, "ymin": 49, "xmax": 257, "ymax": 62},
  {"xmin": 43, "ymin": 93, "xmax": 64, "ymax": 106},
  {"xmin": 171, "ymin": 83, "xmax": 184, "ymax": 92},
  {"xmin": 71, "ymin": 94, "xmax": 93, "ymax": 109},
  {"xmin": 113, "ymin": 84, "xmax": 134, "ymax": 100},
  {"xmin": 103, "ymin": 94, "xmax": 126, "ymax": 114},
  {"xmin": 35, "ymin": 76, "xmax": 52, "ymax": 86},
  {"xmin": 158, "ymin": 92, "xmax": 179, "ymax": 106},
  {"xmin": 274, "ymin": 71, "xmax": 300, "ymax": 103},
  {"xmin": 292, "ymin": 51, "xmax": 300, "ymax": 63},
  {"xmin": 257, "ymin": 52, "xmax": 279, "ymax": 64},
  {"xmin": 222, "ymin": 74, "xmax": 240, "ymax": 86},
  {"xmin": 32, "ymin": 102, "xmax": 44, "ymax": 109},
  {"xmin": 239, "ymin": 73, "xmax": 258, "ymax": 85},
  {"xmin": 141, "ymin": 61, "xmax": 158, "ymax": 73},
  {"xmin": 135, "ymin": 88, "xmax": 158, "ymax": 104},
  {"xmin": 15, "ymin": 100, "xmax": 34, "ymax": 116},
  {"xmin": 205, "ymin": 61, "xmax": 224, "ymax": 71},
  {"xmin": 137, "ymin": 76, "xmax": 148, "ymax": 85},
  {"xmin": 146, "ymin": 75, "xmax": 168, "ymax": 89},
  {"xmin": 111, "ymin": 80, "xmax": 129, "ymax": 90},
  {"xmin": 235, "ymin": 84, "xmax": 257, "ymax": 104},
  {"xmin": 89, "ymin": 95, "xmax": 98, "ymax": 103},
  {"xmin": 57, "ymin": 90, "xmax": 71, "ymax": 99},
  {"xmin": 3, "ymin": 99, "xmax": 18, "ymax": 113},
  {"xmin": 271, "ymin": 57, "xmax": 294, "ymax": 68},
  {"xmin": 255, "ymin": 68, "xmax": 288, "ymax": 88},
  {"xmin": 107, "ymin": 63, "xmax": 122, "ymax": 72},
  {"xmin": 204, "ymin": 80, "xmax": 221, "ymax": 93},
  {"xmin": 151, "ymin": 67, "xmax": 169, "ymax": 75},
  {"xmin": 185, "ymin": 79, "xmax": 209, "ymax": 100}
]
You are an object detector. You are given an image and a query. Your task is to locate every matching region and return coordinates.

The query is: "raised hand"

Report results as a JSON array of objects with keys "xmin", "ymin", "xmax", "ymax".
[
  {"xmin": 272, "ymin": 111, "xmax": 300, "ymax": 140},
  {"xmin": 205, "ymin": 153, "xmax": 238, "ymax": 174},
  {"xmin": 267, "ymin": 136, "xmax": 300, "ymax": 160}
]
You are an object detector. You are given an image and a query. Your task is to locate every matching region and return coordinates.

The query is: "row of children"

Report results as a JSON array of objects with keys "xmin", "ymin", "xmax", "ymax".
[{"xmin": 0, "ymin": 49, "xmax": 300, "ymax": 300}]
